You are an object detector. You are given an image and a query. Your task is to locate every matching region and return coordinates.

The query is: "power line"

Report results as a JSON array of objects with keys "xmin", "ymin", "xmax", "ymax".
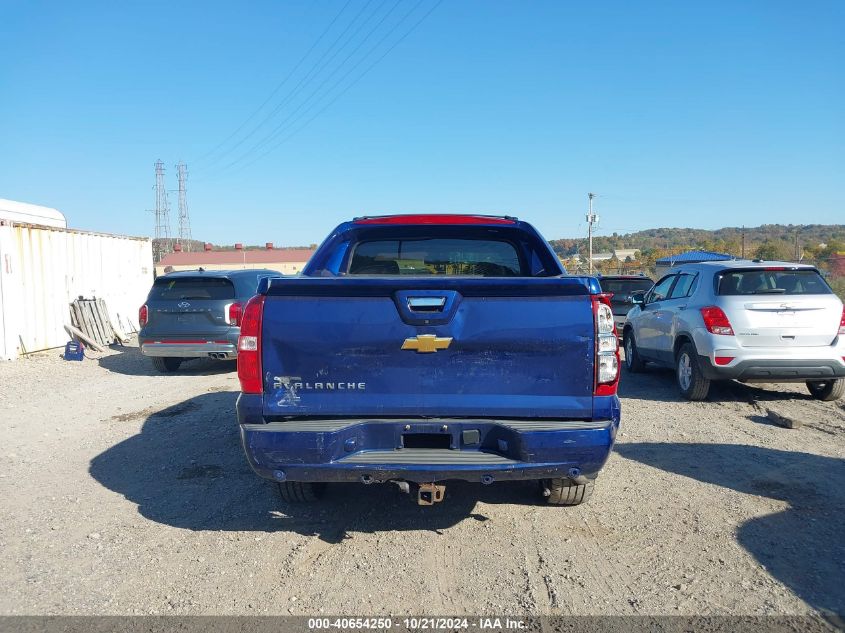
[
  {"xmin": 194, "ymin": 0, "xmax": 354, "ymax": 166},
  {"xmin": 198, "ymin": 0, "xmax": 379, "ymax": 170},
  {"xmin": 208, "ymin": 0, "xmax": 401, "ymax": 173},
  {"xmin": 210, "ymin": 0, "xmax": 441, "ymax": 178}
]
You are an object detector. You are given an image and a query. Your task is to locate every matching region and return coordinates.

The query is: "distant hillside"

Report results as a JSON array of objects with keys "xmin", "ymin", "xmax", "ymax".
[{"xmin": 550, "ymin": 224, "xmax": 845, "ymax": 259}]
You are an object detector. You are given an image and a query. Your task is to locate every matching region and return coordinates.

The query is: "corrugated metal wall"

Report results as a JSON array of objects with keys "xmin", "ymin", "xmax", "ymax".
[{"xmin": 0, "ymin": 223, "xmax": 153, "ymax": 360}]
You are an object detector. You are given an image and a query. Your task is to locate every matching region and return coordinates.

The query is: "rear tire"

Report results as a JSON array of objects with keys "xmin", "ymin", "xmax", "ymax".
[
  {"xmin": 623, "ymin": 330, "xmax": 646, "ymax": 373},
  {"xmin": 676, "ymin": 343, "xmax": 710, "ymax": 401},
  {"xmin": 151, "ymin": 357, "xmax": 182, "ymax": 373},
  {"xmin": 277, "ymin": 481, "xmax": 325, "ymax": 503},
  {"xmin": 806, "ymin": 379, "xmax": 845, "ymax": 402},
  {"xmin": 543, "ymin": 478, "xmax": 594, "ymax": 506}
]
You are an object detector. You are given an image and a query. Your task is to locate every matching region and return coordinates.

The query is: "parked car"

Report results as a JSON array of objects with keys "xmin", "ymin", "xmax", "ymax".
[
  {"xmin": 597, "ymin": 274, "xmax": 654, "ymax": 332},
  {"xmin": 622, "ymin": 261, "xmax": 845, "ymax": 401},
  {"xmin": 236, "ymin": 214, "xmax": 621, "ymax": 506},
  {"xmin": 138, "ymin": 268, "xmax": 279, "ymax": 373}
]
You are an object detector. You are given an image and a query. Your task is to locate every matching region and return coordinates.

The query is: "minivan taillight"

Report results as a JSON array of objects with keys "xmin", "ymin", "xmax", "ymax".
[
  {"xmin": 226, "ymin": 302, "xmax": 243, "ymax": 326},
  {"xmin": 138, "ymin": 304, "xmax": 148, "ymax": 327},
  {"xmin": 839, "ymin": 306, "xmax": 845, "ymax": 336},
  {"xmin": 237, "ymin": 295, "xmax": 265, "ymax": 394},
  {"xmin": 700, "ymin": 306, "xmax": 734, "ymax": 336},
  {"xmin": 593, "ymin": 293, "xmax": 619, "ymax": 396}
]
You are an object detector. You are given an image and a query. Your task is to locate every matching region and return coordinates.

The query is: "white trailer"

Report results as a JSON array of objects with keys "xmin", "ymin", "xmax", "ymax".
[
  {"xmin": 0, "ymin": 198, "xmax": 67, "ymax": 229},
  {"xmin": 0, "ymin": 220, "xmax": 153, "ymax": 360}
]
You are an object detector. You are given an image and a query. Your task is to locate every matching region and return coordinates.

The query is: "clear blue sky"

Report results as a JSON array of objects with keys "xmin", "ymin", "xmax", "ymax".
[{"xmin": 1, "ymin": 0, "xmax": 843, "ymax": 246}]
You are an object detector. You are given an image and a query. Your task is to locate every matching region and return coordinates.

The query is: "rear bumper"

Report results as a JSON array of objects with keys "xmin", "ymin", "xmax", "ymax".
[
  {"xmin": 238, "ymin": 409, "xmax": 620, "ymax": 484},
  {"xmin": 140, "ymin": 340, "xmax": 237, "ymax": 359},
  {"xmin": 691, "ymin": 329, "xmax": 845, "ymax": 382},
  {"xmin": 698, "ymin": 355, "xmax": 845, "ymax": 381}
]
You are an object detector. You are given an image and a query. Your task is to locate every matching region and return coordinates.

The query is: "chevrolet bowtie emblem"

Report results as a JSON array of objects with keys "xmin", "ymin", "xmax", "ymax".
[{"xmin": 401, "ymin": 334, "xmax": 453, "ymax": 353}]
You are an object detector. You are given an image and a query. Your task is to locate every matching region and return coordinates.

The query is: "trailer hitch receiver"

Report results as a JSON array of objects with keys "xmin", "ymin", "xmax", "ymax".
[{"xmin": 417, "ymin": 483, "xmax": 446, "ymax": 506}]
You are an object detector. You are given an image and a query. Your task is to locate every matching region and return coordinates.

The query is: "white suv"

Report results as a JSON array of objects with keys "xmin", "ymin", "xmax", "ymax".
[{"xmin": 622, "ymin": 261, "xmax": 845, "ymax": 401}]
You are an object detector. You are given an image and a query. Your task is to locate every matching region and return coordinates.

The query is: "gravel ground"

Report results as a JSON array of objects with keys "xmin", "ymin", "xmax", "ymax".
[{"xmin": 0, "ymin": 338, "xmax": 843, "ymax": 618}]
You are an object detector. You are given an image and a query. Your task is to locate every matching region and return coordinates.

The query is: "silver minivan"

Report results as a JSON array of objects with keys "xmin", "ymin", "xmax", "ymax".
[{"xmin": 622, "ymin": 261, "xmax": 845, "ymax": 401}]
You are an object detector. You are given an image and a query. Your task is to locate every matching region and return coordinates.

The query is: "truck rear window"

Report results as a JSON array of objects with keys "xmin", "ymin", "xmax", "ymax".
[
  {"xmin": 717, "ymin": 269, "xmax": 832, "ymax": 295},
  {"xmin": 348, "ymin": 239, "xmax": 523, "ymax": 276},
  {"xmin": 150, "ymin": 277, "xmax": 236, "ymax": 300}
]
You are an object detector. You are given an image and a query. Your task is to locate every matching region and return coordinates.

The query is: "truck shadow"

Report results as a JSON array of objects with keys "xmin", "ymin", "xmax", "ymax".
[
  {"xmin": 98, "ymin": 345, "xmax": 236, "ymax": 377},
  {"xmin": 615, "ymin": 442, "xmax": 845, "ymax": 616},
  {"xmin": 89, "ymin": 392, "xmax": 542, "ymax": 543}
]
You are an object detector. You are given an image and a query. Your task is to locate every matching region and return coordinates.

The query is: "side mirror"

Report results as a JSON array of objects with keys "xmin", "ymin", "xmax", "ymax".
[{"xmin": 630, "ymin": 291, "xmax": 646, "ymax": 306}]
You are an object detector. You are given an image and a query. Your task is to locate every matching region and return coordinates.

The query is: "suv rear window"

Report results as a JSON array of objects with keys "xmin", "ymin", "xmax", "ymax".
[
  {"xmin": 599, "ymin": 278, "xmax": 653, "ymax": 296},
  {"xmin": 717, "ymin": 269, "xmax": 832, "ymax": 295},
  {"xmin": 348, "ymin": 239, "xmax": 522, "ymax": 276},
  {"xmin": 150, "ymin": 277, "xmax": 236, "ymax": 300}
]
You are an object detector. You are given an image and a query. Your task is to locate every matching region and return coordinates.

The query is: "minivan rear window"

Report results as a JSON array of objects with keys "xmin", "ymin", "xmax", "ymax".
[
  {"xmin": 150, "ymin": 277, "xmax": 236, "ymax": 300},
  {"xmin": 348, "ymin": 238, "xmax": 522, "ymax": 276},
  {"xmin": 717, "ymin": 269, "xmax": 832, "ymax": 295}
]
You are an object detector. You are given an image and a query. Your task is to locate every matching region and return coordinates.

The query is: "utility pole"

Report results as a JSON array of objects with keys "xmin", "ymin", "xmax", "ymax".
[
  {"xmin": 176, "ymin": 162, "xmax": 192, "ymax": 251},
  {"xmin": 586, "ymin": 193, "xmax": 598, "ymax": 275},
  {"xmin": 153, "ymin": 160, "xmax": 172, "ymax": 263},
  {"xmin": 741, "ymin": 226, "xmax": 746, "ymax": 259},
  {"xmin": 794, "ymin": 229, "xmax": 800, "ymax": 261}
]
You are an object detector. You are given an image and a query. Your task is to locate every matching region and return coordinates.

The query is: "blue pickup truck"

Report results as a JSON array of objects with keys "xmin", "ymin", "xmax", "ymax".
[{"xmin": 236, "ymin": 215, "xmax": 621, "ymax": 506}]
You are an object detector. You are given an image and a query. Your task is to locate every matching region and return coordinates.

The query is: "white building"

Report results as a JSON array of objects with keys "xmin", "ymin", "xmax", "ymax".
[{"xmin": 614, "ymin": 248, "xmax": 639, "ymax": 262}]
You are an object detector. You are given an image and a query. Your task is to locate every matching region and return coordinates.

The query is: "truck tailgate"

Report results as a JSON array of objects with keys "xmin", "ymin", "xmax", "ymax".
[{"xmin": 259, "ymin": 278, "xmax": 595, "ymax": 419}]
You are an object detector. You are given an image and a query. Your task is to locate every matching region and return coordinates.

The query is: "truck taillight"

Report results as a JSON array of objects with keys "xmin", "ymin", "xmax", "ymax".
[
  {"xmin": 593, "ymin": 293, "xmax": 619, "ymax": 396},
  {"xmin": 700, "ymin": 306, "xmax": 734, "ymax": 336},
  {"xmin": 226, "ymin": 302, "xmax": 243, "ymax": 326},
  {"xmin": 237, "ymin": 295, "xmax": 265, "ymax": 394},
  {"xmin": 139, "ymin": 304, "xmax": 148, "ymax": 327}
]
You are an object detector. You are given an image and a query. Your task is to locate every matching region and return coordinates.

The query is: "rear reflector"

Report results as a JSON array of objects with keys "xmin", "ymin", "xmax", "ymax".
[
  {"xmin": 701, "ymin": 306, "xmax": 734, "ymax": 336},
  {"xmin": 138, "ymin": 304, "xmax": 148, "ymax": 327},
  {"xmin": 354, "ymin": 214, "xmax": 516, "ymax": 225},
  {"xmin": 237, "ymin": 295, "xmax": 265, "ymax": 394},
  {"xmin": 714, "ymin": 356, "xmax": 735, "ymax": 366}
]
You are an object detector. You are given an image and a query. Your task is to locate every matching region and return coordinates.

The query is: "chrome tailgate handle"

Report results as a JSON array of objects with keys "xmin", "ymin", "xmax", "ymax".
[{"xmin": 407, "ymin": 296, "xmax": 447, "ymax": 311}]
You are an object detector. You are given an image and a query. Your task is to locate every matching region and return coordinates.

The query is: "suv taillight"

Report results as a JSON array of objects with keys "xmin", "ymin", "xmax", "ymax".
[
  {"xmin": 237, "ymin": 295, "xmax": 265, "ymax": 394},
  {"xmin": 227, "ymin": 302, "xmax": 243, "ymax": 326},
  {"xmin": 593, "ymin": 293, "xmax": 619, "ymax": 396},
  {"xmin": 700, "ymin": 306, "xmax": 734, "ymax": 336},
  {"xmin": 139, "ymin": 304, "xmax": 148, "ymax": 327},
  {"xmin": 839, "ymin": 306, "xmax": 845, "ymax": 336}
]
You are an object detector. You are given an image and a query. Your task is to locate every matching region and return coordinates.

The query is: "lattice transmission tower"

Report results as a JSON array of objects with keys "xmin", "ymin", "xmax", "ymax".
[
  {"xmin": 153, "ymin": 159, "xmax": 173, "ymax": 263},
  {"xmin": 176, "ymin": 162, "xmax": 192, "ymax": 251}
]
